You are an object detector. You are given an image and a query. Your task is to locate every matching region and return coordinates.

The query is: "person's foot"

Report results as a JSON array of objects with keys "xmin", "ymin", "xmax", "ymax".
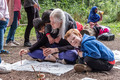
[
  {"xmin": 0, "ymin": 66, "xmax": 11, "ymax": 74},
  {"xmin": 13, "ymin": 41, "xmax": 20, "ymax": 45},
  {"xmin": 56, "ymin": 59, "xmax": 66, "ymax": 64},
  {"xmin": 5, "ymin": 41, "xmax": 17, "ymax": 47},
  {"xmin": 74, "ymin": 64, "xmax": 92, "ymax": 72},
  {"xmin": 0, "ymin": 50, "xmax": 10, "ymax": 54},
  {"xmin": 24, "ymin": 42, "xmax": 31, "ymax": 47}
]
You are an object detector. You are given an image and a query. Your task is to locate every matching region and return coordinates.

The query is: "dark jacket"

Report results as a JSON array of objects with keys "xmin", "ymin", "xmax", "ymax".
[
  {"xmin": 29, "ymin": 21, "xmax": 75, "ymax": 53},
  {"xmin": 24, "ymin": 0, "xmax": 39, "ymax": 8}
]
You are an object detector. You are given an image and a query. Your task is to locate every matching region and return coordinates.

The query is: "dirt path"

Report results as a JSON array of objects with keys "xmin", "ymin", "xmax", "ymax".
[{"xmin": 0, "ymin": 37, "xmax": 120, "ymax": 80}]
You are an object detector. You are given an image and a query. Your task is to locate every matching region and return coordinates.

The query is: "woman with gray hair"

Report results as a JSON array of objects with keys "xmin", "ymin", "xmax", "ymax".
[{"xmin": 47, "ymin": 8, "xmax": 76, "ymax": 44}]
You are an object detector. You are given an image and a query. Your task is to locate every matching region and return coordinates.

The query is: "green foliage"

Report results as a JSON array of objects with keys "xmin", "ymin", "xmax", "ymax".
[{"xmin": 20, "ymin": 0, "xmax": 120, "ymax": 26}]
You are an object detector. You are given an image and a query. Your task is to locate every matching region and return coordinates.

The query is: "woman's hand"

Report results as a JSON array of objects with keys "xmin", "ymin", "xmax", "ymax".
[
  {"xmin": 43, "ymin": 48, "xmax": 58, "ymax": 56},
  {"xmin": 47, "ymin": 34, "xmax": 55, "ymax": 44},
  {"xmin": 19, "ymin": 49, "xmax": 29, "ymax": 56},
  {"xmin": 55, "ymin": 36, "xmax": 61, "ymax": 43}
]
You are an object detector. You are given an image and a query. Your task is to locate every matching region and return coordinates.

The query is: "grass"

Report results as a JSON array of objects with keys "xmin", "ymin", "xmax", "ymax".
[
  {"xmin": 4, "ymin": 22, "xmax": 120, "ymax": 41},
  {"xmin": 101, "ymin": 22, "xmax": 120, "ymax": 37},
  {"xmin": 4, "ymin": 25, "xmax": 36, "ymax": 41}
]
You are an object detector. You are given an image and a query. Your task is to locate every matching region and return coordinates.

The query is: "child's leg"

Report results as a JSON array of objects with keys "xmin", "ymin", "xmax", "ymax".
[
  {"xmin": 84, "ymin": 56, "xmax": 113, "ymax": 71},
  {"xmin": 28, "ymin": 49, "xmax": 56, "ymax": 62},
  {"xmin": 58, "ymin": 50, "xmax": 78, "ymax": 64},
  {"xmin": 28, "ymin": 49, "xmax": 45, "ymax": 60},
  {"xmin": 0, "ymin": 19, "xmax": 9, "ymax": 51},
  {"xmin": 0, "ymin": 27, "xmax": 4, "ymax": 51},
  {"xmin": 6, "ymin": 11, "xmax": 18, "ymax": 43}
]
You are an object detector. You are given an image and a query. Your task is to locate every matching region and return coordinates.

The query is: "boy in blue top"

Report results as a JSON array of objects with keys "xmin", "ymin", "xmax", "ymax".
[{"xmin": 64, "ymin": 29, "xmax": 115, "ymax": 72}]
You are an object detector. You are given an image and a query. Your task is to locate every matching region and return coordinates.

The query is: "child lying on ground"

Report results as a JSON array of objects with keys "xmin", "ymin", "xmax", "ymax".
[{"xmin": 64, "ymin": 29, "xmax": 115, "ymax": 72}]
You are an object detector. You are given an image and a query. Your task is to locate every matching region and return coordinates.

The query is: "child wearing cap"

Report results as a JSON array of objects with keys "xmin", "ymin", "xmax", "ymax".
[{"xmin": 64, "ymin": 29, "xmax": 115, "ymax": 72}]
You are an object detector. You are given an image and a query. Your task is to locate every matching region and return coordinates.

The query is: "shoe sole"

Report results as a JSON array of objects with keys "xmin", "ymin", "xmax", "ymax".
[
  {"xmin": 74, "ymin": 64, "xmax": 91, "ymax": 72},
  {"xmin": 74, "ymin": 64, "xmax": 85, "ymax": 72}
]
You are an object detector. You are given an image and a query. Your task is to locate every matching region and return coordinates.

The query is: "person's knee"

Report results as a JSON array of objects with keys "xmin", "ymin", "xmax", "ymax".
[
  {"xmin": 84, "ymin": 56, "xmax": 95, "ymax": 64},
  {"xmin": 65, "ymin": 50, "xmax": 78, "ymax": 62},
  {"xmin": 28, "ymin": 50, "xmax": 45, "ymax": 60}
]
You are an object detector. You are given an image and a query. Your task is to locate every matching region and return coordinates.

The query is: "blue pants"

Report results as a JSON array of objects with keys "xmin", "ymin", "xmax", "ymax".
[
  {"xmin": 6, "ymin": 11, "xmax": 19, "ymax": 43},
  {"xmin": 28, "ymin": 49, "xmax": 78, "ymax": 64},
  {"xmin": 0, "ymin": 19, "xmax": 9, "ymax": 50},
  {"xmin": 0, "ymin": 57, "xmax": 1, "ymax": 63}
]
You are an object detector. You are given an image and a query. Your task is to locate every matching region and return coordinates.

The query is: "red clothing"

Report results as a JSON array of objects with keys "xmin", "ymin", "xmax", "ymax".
[
  {"xmin": 108, "ymin": 60, "xmax": 115, "ymax": 65},
  {"xmin": 14, "ymin": 0, "xmax": 21, "ymax": 20},
  {"xmin": 14, "ymin": 0, "xmax": 21, "ymax": 11}
]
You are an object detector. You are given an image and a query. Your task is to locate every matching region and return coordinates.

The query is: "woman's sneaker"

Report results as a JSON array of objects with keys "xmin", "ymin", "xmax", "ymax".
[
  {"xmin": 74, "ymin": 64, "xmax": 92, "ymax": 72},
  {"xmin": 0, "ymin": 66, "xmax": 11, "ymax": 74},
  {"xmin": 13, "ymin": 41, "xmax": 20, "ymax": 45},
  {"xmin": 0, "ymin": 50, "xmax": 10, "ymax": 54}
]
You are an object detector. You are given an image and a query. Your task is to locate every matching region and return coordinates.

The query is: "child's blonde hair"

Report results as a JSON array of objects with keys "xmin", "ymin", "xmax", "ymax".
[{"xmin": 64, "ymin": 29, "xmax": 82, "ymax": 40}]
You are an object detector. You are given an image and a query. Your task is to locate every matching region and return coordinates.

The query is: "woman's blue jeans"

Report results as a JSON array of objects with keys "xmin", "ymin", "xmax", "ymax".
[
  {"xmin": 0, "ymin": 18, "xmax": 9, "ymax": 50},
  {"xmin": 6, "ymin": 11, "xmax": 18, "ymax": 43}
]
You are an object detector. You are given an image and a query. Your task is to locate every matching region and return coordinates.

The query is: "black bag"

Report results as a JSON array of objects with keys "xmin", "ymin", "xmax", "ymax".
[{"xmin": 97, "ymin": 33, "xmax": 115, "ymax": 41}]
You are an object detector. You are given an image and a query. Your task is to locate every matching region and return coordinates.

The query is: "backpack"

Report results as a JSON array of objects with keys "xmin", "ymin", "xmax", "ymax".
[
  {"xmin": 97, "ymin": 33, "xmax": 115, "ymax": 41},
  {"xmin": 76, "ymin": 21, "xmax": 83, "ymax": 31}
]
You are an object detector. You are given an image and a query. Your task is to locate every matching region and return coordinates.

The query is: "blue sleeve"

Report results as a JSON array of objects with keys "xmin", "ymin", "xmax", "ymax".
[{"xmin": 83, "ymin": 42, "xmax": 101, "ymax": 59}]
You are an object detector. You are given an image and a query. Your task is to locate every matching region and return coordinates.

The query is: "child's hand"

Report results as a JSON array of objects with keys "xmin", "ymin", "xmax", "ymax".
[
  {"xmin": 78, "ymin": 51, "xmax": 83, "ymax": 57},
  {"xmin": 19, "ymin": 49, "xmax": 28, "ymax": 56},
  {"xmin": 43, "ymin": 48, "xmax": 57, "ymax": 56},
  {"xmin": 55, "ymin": 36, "xmax": 61, "ymax": 43},
  {"xmin": 47, "ymin": 34, "xmax": 55, "ymax": 44},
  {"xmin": 1, "ymin": 18, "xmax": 6, "ymax": 21}
]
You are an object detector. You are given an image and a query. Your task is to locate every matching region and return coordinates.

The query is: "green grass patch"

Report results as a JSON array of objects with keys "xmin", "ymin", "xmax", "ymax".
[{"xmin": 4, "ymin": 26, "xmax": 36, "ymax": 41}]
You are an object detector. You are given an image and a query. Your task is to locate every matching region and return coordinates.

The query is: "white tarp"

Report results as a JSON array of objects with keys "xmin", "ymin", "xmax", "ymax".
[
  {"xmin": 112, "ymin": 50, "xmax": 120, "ymax": 62},
  {"xmin": 0, "ymin": 59, "xmax": 74, "ymax": 76},
  {"xmin": 0, "ymin": 50, "xmax": 120, "ymax": 76},
  {"xmin": 112, "ymin": 50, "xmax": 120, "ymax": 69}
]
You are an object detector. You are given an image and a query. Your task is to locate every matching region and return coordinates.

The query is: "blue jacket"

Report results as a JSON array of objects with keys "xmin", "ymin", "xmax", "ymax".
[{"xmin": 80, "ymin": 34, "xmax": 114, "ymax": 61}]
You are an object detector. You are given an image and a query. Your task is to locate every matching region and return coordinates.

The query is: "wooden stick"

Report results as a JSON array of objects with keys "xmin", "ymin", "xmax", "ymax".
[
  {"xmin": 31, "ymin": 65, "xmax": 36, "ymax": 73},
  {"xmin": 21, "ymin": 55, "xmax": 22, "ymax": 65},
  {"xmin": 31, "ymin": 65, "xmax": 38, "ymax": 78}
]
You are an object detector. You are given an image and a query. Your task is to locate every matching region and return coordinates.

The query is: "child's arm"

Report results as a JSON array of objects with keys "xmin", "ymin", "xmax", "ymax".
[
  {"xmin": 46, "ymin": 34, "xmax": 55, "ymax": 44},
  {"xmin": 45, "ymin": 24, "xmax": 55, "ymax": 44},
  {"xmin": 83, "ymin": 42, "xmax": 101, "ymax": 59},
  {"xmin": 54, "ymin": 36, "xmax": 61, "ymax": 43}
]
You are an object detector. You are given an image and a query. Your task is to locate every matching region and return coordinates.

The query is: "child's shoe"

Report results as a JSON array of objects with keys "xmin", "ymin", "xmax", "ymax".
[
  {"xmin": 74, "ymin": 64, "xmax": 92, "ymax": 72},
  {"xmin": 5, "ymin": 41, "xmax": 17, "ymax": 47},
  {"xmin": 0, "ymin": 50, "xmax": 10, "ymax": 54},
  {"xmin": 0, "ymin": 66, "xmax": 11, "ymax": 74}
]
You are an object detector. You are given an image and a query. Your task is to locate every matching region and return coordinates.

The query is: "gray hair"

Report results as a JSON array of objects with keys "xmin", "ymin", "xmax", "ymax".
[{"xmin": 50, "ymin": 8, "xmax": 66, "ymax": 39}]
